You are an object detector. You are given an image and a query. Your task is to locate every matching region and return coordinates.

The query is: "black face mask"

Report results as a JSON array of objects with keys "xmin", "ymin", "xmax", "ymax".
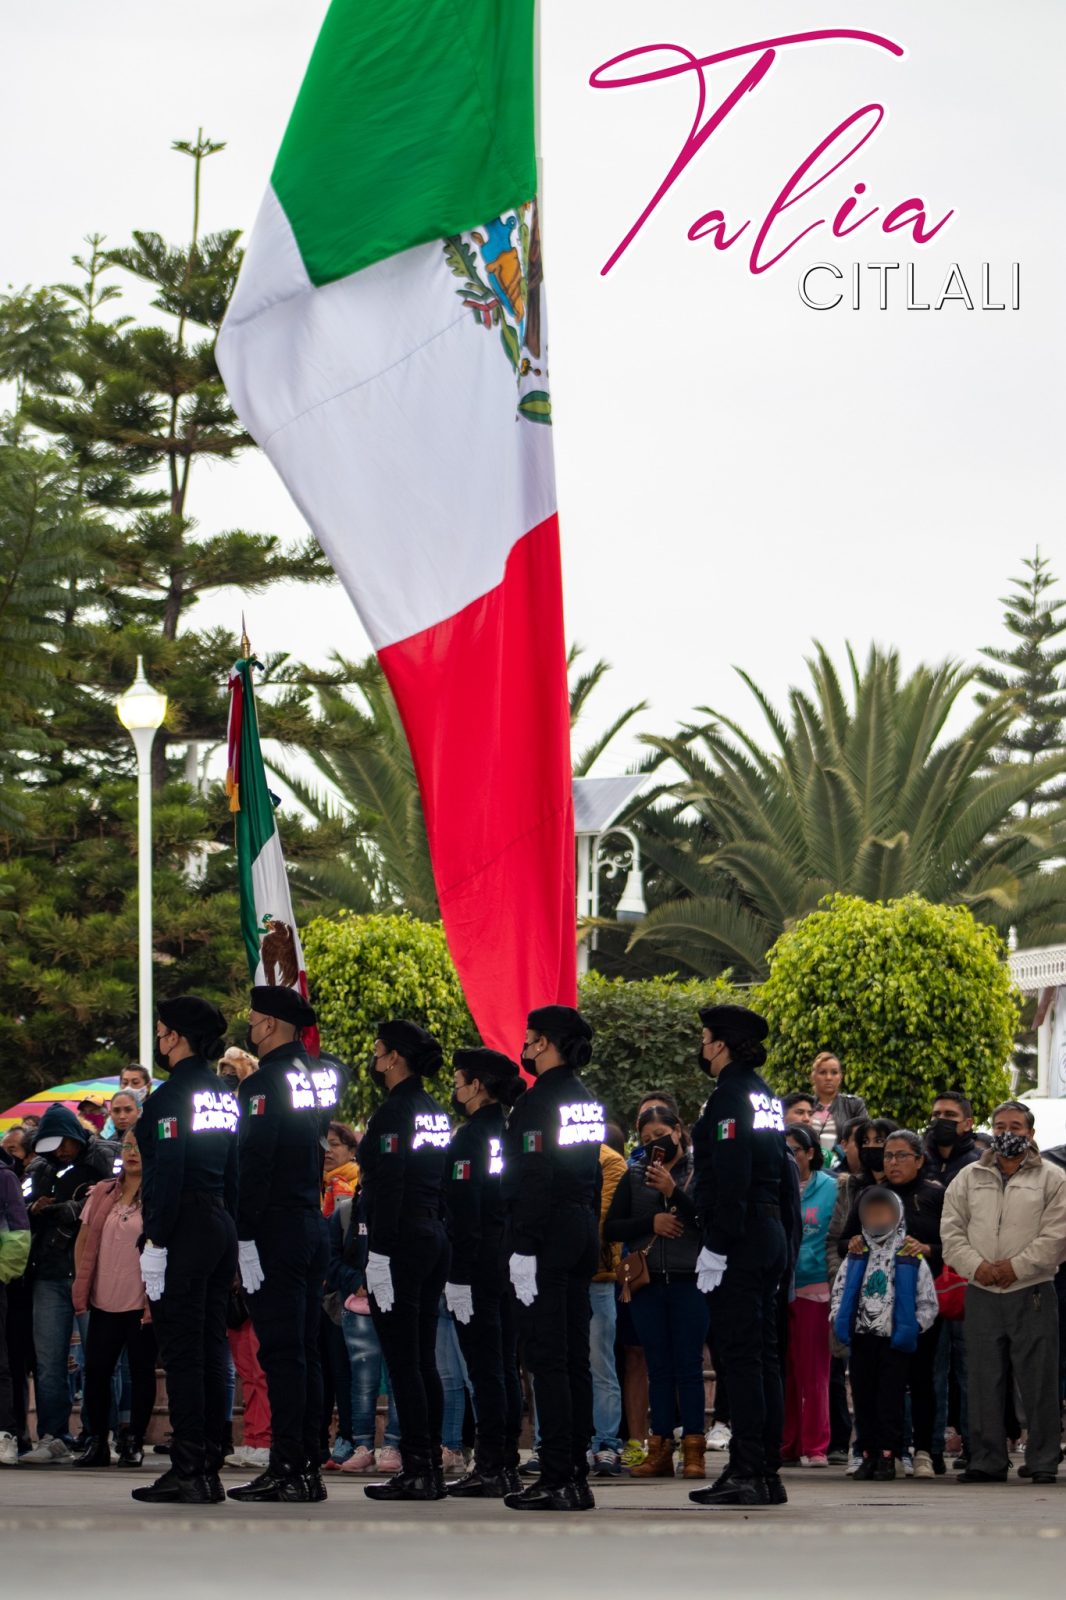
[
  {"xmin": 154, "ymin": 1041, "xmax": 170, "ymax": 1072},
  {"xmin": 451, "ymin": 1087, "xmax": 474, "ymax": 1117},
  {"xmin": 521, "ymin": 1052, "xmax": 539, "ymax": 1077},
  {"xmin": 930, "ymin": 1118, "xmax": 959, "ymax": 1146},
  {"xmin": 644, "ymin": 1134, "xmax": 677, "ymax": 1165},
  {"xmin": 860, "ymin": 1146, "xmax": 885, "ymax": 1175},
  {"xmin": 697, "ymin": 1044, "xmax": 713, "ymax": 1078}
]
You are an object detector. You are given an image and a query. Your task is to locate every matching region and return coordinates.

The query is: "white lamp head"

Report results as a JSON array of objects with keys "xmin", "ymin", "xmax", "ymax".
[
  {"xmin": 116, "ymin": 655, "xmax": 167, "ymax": 733},
  {"xmin": 615, "ymin": 866, "xmax": 647, "ymax": 922}
]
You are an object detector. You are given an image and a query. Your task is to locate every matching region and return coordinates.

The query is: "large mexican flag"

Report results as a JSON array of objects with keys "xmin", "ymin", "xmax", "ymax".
[{"xmin": 217, "ymin": 0, "xmax": 576, "ymax": 1052}]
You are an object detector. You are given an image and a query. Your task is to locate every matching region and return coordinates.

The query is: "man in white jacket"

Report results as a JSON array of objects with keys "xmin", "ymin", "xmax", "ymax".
[{"xmin": 940, "ymin": 1100, "xmax": 1066, "ymax": 1485}]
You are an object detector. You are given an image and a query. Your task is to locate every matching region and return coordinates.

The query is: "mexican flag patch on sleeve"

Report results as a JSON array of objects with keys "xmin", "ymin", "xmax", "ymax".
[
  {"xmin": 157, "ymin": 1117, "xmax": 178, "ymax": 1140},
  {"xmin": 380, "ymin": 1133, "xmax": 400, "ymax": 1154},
  {"xmin": 452, "ymin": 1160, "xmax": 471, "ymax": 1181},
  {"xmin": 522, "ymin": 1131, "xmax": 543, "ymax": 1154},
  {"xmin": 249, "ymin": 1095, "xmax": 267, "ymax": 1117},
  {"xmin": 717, "ymin": 1119, "xmax": 736, "ymax": 1141}
]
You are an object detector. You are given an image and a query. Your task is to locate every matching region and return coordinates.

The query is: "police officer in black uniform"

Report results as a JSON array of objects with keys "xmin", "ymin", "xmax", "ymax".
[
  {"xmin": 230, "ymin": 984, "xmax": 340, "ymax": 1504},
  {"xmin": 132, "ymin": 997, "xmax": 238, "ymax": 1506},
  {"xmin": 501, "ymin": 1005, "xmax": 604, "ymax": 1513},
  {"xmin": 443, "ymin": 1047, "xmax": 526, "ymax": 1499},
  {"xmin": 355, "ymin": 1020, "xmax": 451, "ymax": 1501},
  {"xmin": 689, "ymin": 1003, "xmax": 796, "ymax": 1508}
]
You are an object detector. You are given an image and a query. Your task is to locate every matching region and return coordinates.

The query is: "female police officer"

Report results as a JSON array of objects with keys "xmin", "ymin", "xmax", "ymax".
[
  {"xmin": 356, "ymin": 1020, "xmax": 451, "ymax": 1501},
  {"xmin": 443, "ymin": 1047, "xmax": 526, "ymax": 1499}
]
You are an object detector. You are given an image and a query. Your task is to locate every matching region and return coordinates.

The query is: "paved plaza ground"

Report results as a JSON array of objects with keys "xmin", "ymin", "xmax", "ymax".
[{"xmin": 2, "ymin": 1464, "xmax": 1063, "ymax": 1597}]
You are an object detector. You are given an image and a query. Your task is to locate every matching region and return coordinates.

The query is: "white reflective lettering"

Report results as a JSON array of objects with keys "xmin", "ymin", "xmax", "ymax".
[
  {"xmin": 558, "ymin": 1101, "xmax": 606, "ymax": 1145},
  {"xmin": 190, "ymin": 1088, "xmax": 239, "ymax": 1133},
  {"xmin": 749, "ymin": 1091, "xmax": 784, "ymax": 1133},
  {"xmin": 560, "ymin": 1101, "xmax": 605, "ymax": 1127},
  {"xmin": 312, "ymin": 1066, "xmax": 340, "ymax": 1110},
  {"xmin": 412, "ymin": 1111, "xmax": 451, "ymax": 1150},
  {"xmin": 286, "ymin": 1069, "xmax": 316, "ymax": 1111},
  {"xmin": 489, "ymin": 1137, "xmax": 503, "ymax": 1176}
]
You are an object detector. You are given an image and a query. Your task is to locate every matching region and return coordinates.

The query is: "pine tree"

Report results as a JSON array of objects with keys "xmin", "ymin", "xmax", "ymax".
[{"xmin": 976, "ymin": 550, "xmax": 1066, "ymax": 812}]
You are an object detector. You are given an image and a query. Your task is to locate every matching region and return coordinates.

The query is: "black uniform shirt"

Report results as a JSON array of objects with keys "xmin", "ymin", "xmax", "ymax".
[
  {"xmin": 137, "ymin": 1057, "xmax": 239, "ymax": 1248},
  {"xmin": 443, "ymin": 1103, "xmax": 506, "ymax": 1285},
  {"xmin": 236, "ymin": 1041, "xmax": 342, "ymax": 1242},
  {"xmin": 358, "ymin": 1075, "xmax": 451, "ymax": 1257},
  {"xmin": 691, "ymin": 1063, "xmax": 791, "ymax": 1257},
  {"xmin": 500, "ymin": 1067, "xmax": 604, "ymax": 1256}
]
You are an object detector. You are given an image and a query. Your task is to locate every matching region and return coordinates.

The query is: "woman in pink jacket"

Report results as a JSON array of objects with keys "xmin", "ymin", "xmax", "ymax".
[{"xmin": 71, "ymin": 1133, "xmax": 157, "ymax": 1468}]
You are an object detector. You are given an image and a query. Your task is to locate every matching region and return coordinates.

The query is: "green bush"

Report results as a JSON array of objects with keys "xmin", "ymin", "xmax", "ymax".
[
  {"xmin": 578, "ymin": 969, "xmax": 743, "ymax": 1128},
  {"xmin": 757, "ymin": 893, "xmax": 1018, "ymax": 1127},
  {"xmin": 303, "ymin": 912, "xmax": 476, "ymax": 1123}
]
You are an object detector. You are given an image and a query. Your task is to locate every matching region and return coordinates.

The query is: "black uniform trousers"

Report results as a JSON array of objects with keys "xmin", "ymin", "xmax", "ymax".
[
  {"xmin": 151, "ymin": 1193, "xmax": 237, "ymax": 1478},
  {"xmin": 850, "ymin": 1331, "xmax": 909, "ymax": 1457},
  {"xmin": 249, "ymin": 1208, "xmax": 329, "ymax": 1472},
  {"xmin": 370, "ymin": 1217, "xmax": 450, "ymax": 1475},
  {"xmin": 516, "ymin": 1207, "xmax": 599, "ymax": 1489},
  {"xmin": 707, "ymin": 1216, "xmax": 787, "ymax": 1479},
  {"xmin": 83, "ymin": 1308, "xmax": 157, "ymax": 1444},
  {"xmin": 455, "ymin": 1249, "xmax": 523, "ymax": 1473}
]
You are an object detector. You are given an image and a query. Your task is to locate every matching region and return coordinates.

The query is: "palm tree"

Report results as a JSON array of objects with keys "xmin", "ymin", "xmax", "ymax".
[
  {"xmin": 278, "ymin": 646, "xmax": 647, "ymax": 918},
  {"xmin": 630, "ymin": 643, "xmax": 1066, "ymax": 979}
]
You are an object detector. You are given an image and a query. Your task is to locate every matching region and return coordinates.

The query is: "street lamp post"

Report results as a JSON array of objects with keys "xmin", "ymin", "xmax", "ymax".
[
  {"xmin": 116, "ymin": 656, "xmax": 168, "ymax": 1069},
  {"xmin": 573, "ymin": 777, "xmax": 650, "ymax": 978}
]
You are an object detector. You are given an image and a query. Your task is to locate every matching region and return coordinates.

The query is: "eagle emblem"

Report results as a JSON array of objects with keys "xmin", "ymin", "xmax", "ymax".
[
  {"xmin": 259, "ymin": 916, "xmax": 299, "ymax": 988},
  {"xmin": 443, "ymin": 197, "xmax": 550, "ymax": 426}
]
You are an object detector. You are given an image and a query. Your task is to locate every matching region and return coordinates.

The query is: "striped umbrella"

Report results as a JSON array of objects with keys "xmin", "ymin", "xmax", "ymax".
[{"xmin": 0, "ymin": 1075, "xmax": 127, "ymax": 1132}]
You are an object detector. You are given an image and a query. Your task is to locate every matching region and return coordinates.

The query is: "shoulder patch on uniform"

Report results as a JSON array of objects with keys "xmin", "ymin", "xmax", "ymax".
[
  {"xmin": 157, "ymin": 1117, "xmax": 178, "ymax": 1140},
  {"xmin": 249, "ymin": 1094, "xmax": 267, "ymax": 1117},
  {"xmin": 522, "ymin": 1131, "xmax": 543, "ymax": 1154},
  {"xmin": 451, "ymin": 1159, "xmax": 471, "ymax": 1181},
  {"xmin": 717, "ymin": 1118, "xmax": 736, "ymax": 1141},
  {"xmin": 380, "ymin": 1132, "xmax": 400, "ymax": 1154}
]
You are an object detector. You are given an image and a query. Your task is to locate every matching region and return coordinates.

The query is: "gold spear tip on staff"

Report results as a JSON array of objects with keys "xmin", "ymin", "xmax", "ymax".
[{"xmin": 240, "ymin": 610, "xmax": 251, "ymax": 659}]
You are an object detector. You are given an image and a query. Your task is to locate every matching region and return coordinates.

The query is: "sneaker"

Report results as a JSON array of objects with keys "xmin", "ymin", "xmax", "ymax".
[
  {"xmin": 0, "ymin": 1432, "xmax": 18, "ymax": 1468},
  {"xmin": 520, "ymin": 1453, "xmax": 542, "ymax": 1477},
  {"xmin": 340, "ymin": 1446, "xmax": 377, "ymax": 1475},
  {"xmin": 912, "ymin": 1450, "xmax": 935, "ymax": 1479},
  {"xmin": 241, "ymin": 1448, "xmax": 270, "ymax": 1471},
  {"xmin": 803, "ymin": 1454, "xmax": 830, "ymax": 1468},
  {"xmin": 901, "ymin": 1452, "xmax": 914, "ymax": 1477},
  {"xmin": 826, "ymin": 1450, "xmax": 850, "ymax": 1465},
  {"xmin": 845, "ymin": 1452, "xmax": 864, "ymax": 1476},
  {"xmin": 377, "ymin": 1445, "xmax": 402, "ymax": 1474},
  {"xmin": 592, "ymin": 1448, "xmax": 622, "ymax": 1477},
  {"xmin": 705, "ymin": 1422, "xmax": 731, "ymax": 1451},
  {"xmin": 22, "ymin": 1435, "xmax": 72, "ymax": 1465},
  {"xmin": 620, "ymin": 1439, "xmax": 648, "ymax": 1470},
  {"xmin": 329, "ymin": 1438, "xmax": 355, "ymax": 1466},
  {"xmin": 441, "ymin": 1448, "xmax": 467, "ymax": 1475}
]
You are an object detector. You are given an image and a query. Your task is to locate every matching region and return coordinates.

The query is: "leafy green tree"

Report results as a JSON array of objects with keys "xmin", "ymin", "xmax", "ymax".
[
  {"xmin": 757, "ymin": 893, "xmax": 1017, "ymax": 1127},
  {"xmin": 630, "ymin": 644, "xmax": 1066, "ymax": 979},
  {"xmin": 578, "ymin": 970, "xmax": 742, "ymax": 1126},
  {"xmin": 302, "ymin": 913, "xmax": 477, "ymax": 1122},
  {"xmin": 977, "ymin": 550, "xmax": 1066, "ymax": 812}
]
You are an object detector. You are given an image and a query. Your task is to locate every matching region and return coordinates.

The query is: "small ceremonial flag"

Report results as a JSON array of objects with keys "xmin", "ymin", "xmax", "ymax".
[
  {"xmin": 226, "ymin": 656, "xmax": 319, "ymax": 1055},
  {"xmin": 217, "ymin": 0, "xmax": 575, "ymax": 1055}
]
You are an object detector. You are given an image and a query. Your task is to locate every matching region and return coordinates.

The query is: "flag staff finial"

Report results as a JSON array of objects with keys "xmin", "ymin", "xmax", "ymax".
[{"xmin": 240, "ymin": 611, "xmax": 251, "ymax": 659}]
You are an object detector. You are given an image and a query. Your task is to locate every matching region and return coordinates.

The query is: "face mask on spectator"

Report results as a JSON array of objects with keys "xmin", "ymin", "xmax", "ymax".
[
  {"xmin": 991, "ymin": 1130, "xmax": 1029, "ymax": 1160},
  {"xmin": 930, "ymin": 1118, "xmax": 958, "ymax": 1145},
  {"xmin": 644, "ymin": 1134, "xmax": 677, "ymax": 1164},
  {"xmin": 860, "ymin": 1146, "xmax": 885, "ymax": 1174}
]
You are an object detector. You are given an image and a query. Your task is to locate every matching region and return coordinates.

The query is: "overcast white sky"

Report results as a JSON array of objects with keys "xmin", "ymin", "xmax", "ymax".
[{"xmin": 3, "ymin": 1, "xmax": 1063, "ymax": 770}]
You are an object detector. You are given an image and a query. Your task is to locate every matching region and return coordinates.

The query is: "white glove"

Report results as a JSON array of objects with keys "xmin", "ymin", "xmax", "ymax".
[
  {"xmin": 445, "ymin": 1281, "xmax": 474, "ymax": 1324},
  {"xmin": 140, "ymin": 1244, "xmax": 167, "ymax": 1302},
  {"xmin": 509, "ymin": 1252, "xmax": 538, "ymax": 1307},
  {"xmin": 238, "ymin": 1239, "xmax": 265, "ymax": 1294},
  {"xmin": 366, "ymin": 1251, "xmax": 395, "ymax": 1313},
  {"xmin": 697, "ymin": 1247, "xmax": 728, "ymax": 1295}
]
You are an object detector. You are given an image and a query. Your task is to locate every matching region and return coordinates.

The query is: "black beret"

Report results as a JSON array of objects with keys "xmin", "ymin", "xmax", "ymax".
[
  {"xmin": 454, "ymin": 1047, "xmax": 522, "ymax": 1079},
  {"xmin": 158, "ymin": 996, "xmax": 227, "ymax": 1043},
  {"xmin": 377, "ymin": 1019, "xmax": 443, "ymax": 1076},
  {"xmin": 699, "ymin": 1004, "xmax": 769, "ymax": 1047},
  {"xmin": 250, "ymin": 985, "xmax": 317, "ymax": 1029},
  {"xmin": 527, "ymin": 1005, "xmax": 593, "ymax": 1045}
]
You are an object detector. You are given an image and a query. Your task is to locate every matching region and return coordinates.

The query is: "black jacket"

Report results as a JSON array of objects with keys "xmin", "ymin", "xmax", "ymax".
[
  {"xmin": 138, "ymin": 1057, "xmax": 239, "ymax": 1247},
  {"xmin": 236, "ymin": 1042, "xmax": 341, "ymax": 1242},
  {"xmin": 25, "ymin": 1138, "xmax": 114, "ymax": 1281},
  {"xmin": 604, "ymin": 1152, "xmax": 700, "ymax": 1279},
  {"xmin": 921, "ymin": 1130, "xmax": 980, "ymax": 1188},
  {"xmin": 691, "ymin": 1063, "xmax": 794, "ymax": 1256},
  {"xmin": 443, "ymin": 1103, "xmax": 507, "ymax": 1286},
  {"xmin": 838, "ymin": 1173, "xmax": 945, "ymax": 1277},
  {"xmin": 501, "ymin": 1066, "xmax": 604, "ymax": 1256},
  {"xmin": 356, "ymin": 1075, "xmax": 451, "ymax": 1257}
]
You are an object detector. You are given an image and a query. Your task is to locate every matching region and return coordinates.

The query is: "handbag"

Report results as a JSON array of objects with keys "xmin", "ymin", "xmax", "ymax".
[
  {"xmin": 933, "ymin": 1264, "xmax": 967, "ymax": 1321},
  {"xmin": 615, "ymin": 1248, "xmax": 651, "ymax": 1303}
]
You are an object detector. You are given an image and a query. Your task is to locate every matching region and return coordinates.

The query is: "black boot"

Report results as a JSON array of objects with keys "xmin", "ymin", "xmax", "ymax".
[
  {"xmin": 132, "ymin": 1469, "xmax": 215, "ymax": 1505},
  {"xmin": 764, "ymin": 1473, "xmax": 788, "ymax": 1505},
  {"xmin": 116, "ymin": 1435, "xmax": 145, "ymax": 1469},
  {"xmin": 571, "ymin": 1477, "xmax": 596, "ymax": 1510},
  {"xmin": 447, "ymin": 1467, "xmax": 511, "ymax": 1499},
  {"xmin": 364, "ymin": 1466, "xmax": 442, "ymax": 1502},
  {"xmin": 303, "ymin": 1467, "xmax": 328, "ymax": 1502},
  {"xmin": 689, "ymin": 1474, "xmax": 768, "ymax": 1507},
  {"xmin": 72, "ymin": 1436, "xmax": 112, "ymax": 1469},
  {"xmin": 504, "ymin": 1479, "xmax": 586, "ymax": 1512},
  {"xmin": 872, "ymin": 1456, "xmax": 896, "ymax": 1481},
  {"xmin": 228, "ymin": 1464, "xmax": 310, "ymax": 1503}
]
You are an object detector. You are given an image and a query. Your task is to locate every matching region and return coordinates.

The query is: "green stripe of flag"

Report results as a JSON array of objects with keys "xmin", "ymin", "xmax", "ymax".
[
  {"xmin": 234, "ymin": 658, "xmax": 277, "ymax": 974},
  {"xmin": 271, "ymin": 0, "xmax": 537, "ymax": 287}
]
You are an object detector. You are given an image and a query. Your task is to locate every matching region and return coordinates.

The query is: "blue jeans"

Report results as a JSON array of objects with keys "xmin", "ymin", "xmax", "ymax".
[
  {"xmin": 32, "ymin": 1280, "xmax": 88, "ymax": 1441},
  {"xmin": 588, "ymin": 1283, "xmax": 623, "ymax": 1452},
  {"xmin": 435, "ymin": 1303, "xmax": 472, "ymax": 1452},
  {"xmin": 340, "ymin": 1309, "xmax": 399, "ymax": 1449},
  {"xmin": 628, "ymin": 1279, "xmax": 707, "ymax": 1438},
  {"xmin": 933, "ymin": 1316, "xmax": 969, "ymax": 1455}
]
